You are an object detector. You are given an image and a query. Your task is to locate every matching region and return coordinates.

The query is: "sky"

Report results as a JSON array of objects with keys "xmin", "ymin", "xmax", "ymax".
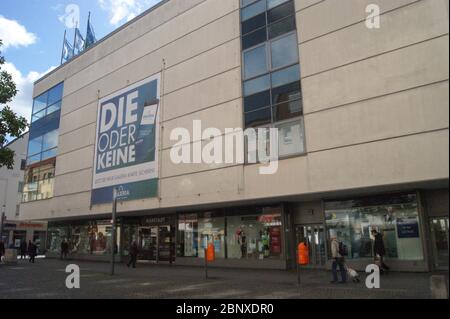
[{"xmin": 0, "ymin": 0, "xmax": 162, "ymax": 122}]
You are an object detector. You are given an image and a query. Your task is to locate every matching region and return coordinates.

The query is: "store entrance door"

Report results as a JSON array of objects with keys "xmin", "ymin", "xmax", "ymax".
[
  {"xmin": 138, "ymin": 225, "xmax": 175, "ymax": 263},
  {"xmin": 430, "ymin": 217, "xmax": 449, "ymax": 270},
  {"xmin": 295, "ymin": 224, "xmax": 327, "ymax": 268},
  {"xmin": 138, "ymin": 227, "xmax": 158, "ymax": 261}
]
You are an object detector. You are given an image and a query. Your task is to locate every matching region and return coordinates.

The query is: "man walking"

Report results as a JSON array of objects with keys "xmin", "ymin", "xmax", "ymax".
[
  {"xmin": 28, "ymin": 240, "xmax": 37, "ymax": 263},
  {"xmin": 330, "ymin": 234, "xmax": 347, "ymax": 284},
  {"xmin": 371, "ymin": 229, "xmax": 390, "ymax": 273},
  {"xmin": 20, "ymin": 240, "xmax": 27, "ymax": 259},
  {"xmin": 60, "ymin": 239, "xmax": 69, "ymax": 260},
  {"xmin": 127, "ymin": 240, "xmax": 138, "ymax": 268}
]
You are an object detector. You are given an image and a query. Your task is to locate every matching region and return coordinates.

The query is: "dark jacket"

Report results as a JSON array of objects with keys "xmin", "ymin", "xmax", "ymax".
[
  {"xmin": 373, "ymin": 233, "xmax": 386, "ymax": 256},
  {"xmin": 20, "ymin": 241, "xmax": 27, "ymax": 253},
  {"xmin": 28, "ymin": 242, "xmax": 37, "ymax": 256},
  {"xmin": 130, "ymin": 242, "xmax": 138, "ymax": 256},
  {"xmin": 0, "ymin": 241, "xmax": 5, "ymax": 256}
]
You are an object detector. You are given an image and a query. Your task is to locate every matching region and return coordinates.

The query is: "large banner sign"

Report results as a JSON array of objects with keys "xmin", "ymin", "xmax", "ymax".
[{"xmin": 91, "ymin": 74, "xmax": 160, "ymax": 205}]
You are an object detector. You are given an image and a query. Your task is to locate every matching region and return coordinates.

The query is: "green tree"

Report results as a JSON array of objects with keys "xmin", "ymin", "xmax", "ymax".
[{"xmin": 0, "ymin": 39, "xmax": 28, "ymax": 169}]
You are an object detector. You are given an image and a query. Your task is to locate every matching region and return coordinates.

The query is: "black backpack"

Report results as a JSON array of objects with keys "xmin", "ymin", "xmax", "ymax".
[{"xmin": 338, "ymin": 241, "xmax": 348, "ymax": 257}]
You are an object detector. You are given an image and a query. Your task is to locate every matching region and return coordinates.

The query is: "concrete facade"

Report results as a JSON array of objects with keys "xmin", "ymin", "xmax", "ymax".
[{"xmin": 18, "ymin": 0, "xmax": 449, "ymax": 271}]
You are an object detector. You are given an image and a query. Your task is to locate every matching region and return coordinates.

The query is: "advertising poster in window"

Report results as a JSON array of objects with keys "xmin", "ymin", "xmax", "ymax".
[{"xmin": 91, "ymin": 73, "xmax": 160, "ymax": 205}]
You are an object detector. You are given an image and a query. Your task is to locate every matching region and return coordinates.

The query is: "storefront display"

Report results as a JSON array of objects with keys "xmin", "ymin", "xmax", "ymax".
[
  {"xmin": 325, "ymin": 193, "xmax": 424, "ymax": 261},
  {"xmin": 47, "ymin": 219, "xmax": 119, "ymax": 256},
  {"xmin": 177, "ymin": 206, "xmax": 284, "ymax": 261}
]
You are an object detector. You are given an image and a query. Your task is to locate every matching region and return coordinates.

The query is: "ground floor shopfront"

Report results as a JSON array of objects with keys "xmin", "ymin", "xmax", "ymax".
[
  {"xmin": 44, "ymin": 189, "xmax": 448, "ymax": 272},
  {"xmin": 1, "ymin": 221, "xmax": 48, "ymax": 254}
]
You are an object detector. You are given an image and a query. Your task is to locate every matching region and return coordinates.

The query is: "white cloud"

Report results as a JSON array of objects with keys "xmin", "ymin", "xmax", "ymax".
[
  {"xmin": 98, "ymin": 0, "xmax": 161, "ymax": 25},
  {"xmin": 2, "ymin": 62, "xmax": 57, "ymax": 122},
  {"xmin": 0, "ymin": 15, "xmax": 37, "ymax": 49}
]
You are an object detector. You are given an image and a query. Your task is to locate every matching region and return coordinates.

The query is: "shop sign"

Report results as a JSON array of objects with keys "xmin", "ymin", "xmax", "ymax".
[
  {"xmin": 91, "ymin": 73, "xmax": 161, "ymax": 204},
  {"xmin": 396, "ymin": 218, "xmax": 419, "ymax": 238}
]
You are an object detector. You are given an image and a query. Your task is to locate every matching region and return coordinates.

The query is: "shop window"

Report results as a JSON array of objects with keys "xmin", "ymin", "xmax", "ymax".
[
  {"xmin": 178, "ymin": 214, "xmax": 199, "ymax": 257},
  {"xmin": 325, "ymin": 194, "xmax": 424, "ymax": 261},
  {"xmin": 198, "ymin": 214, "xmax": 225, "ymax": 259},
  {"xmin": 227, "ymin": 213, "xmax": 282, "ymax": 259}
]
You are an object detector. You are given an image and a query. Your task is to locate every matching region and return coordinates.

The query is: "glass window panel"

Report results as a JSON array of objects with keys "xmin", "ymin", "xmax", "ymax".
[
  {"xmin": 46, "ymin": 101, "xmax": 61, "ymax": 115},
  {"xmin": 42, "ymin": 129, "xmax": 59, "ymax": 151},
  {"xmin": 268, "ymin": 0, "xmax": 290, "ymax": 9},
  {"xmin": 198, "ymin": 215, "xmax": 225, "ymax": 259},
  {"xmin": 267, "ymin": 0, "xmax": 294, "ymax": 23},
  {"xmin": 31, "ymin": 109, "xmax": 46, "ymax": 123},
  {"xmin": 33, "ymin": 93, "xmax": 48, "ymax": 114},
  {"xmin": 242, "ymin": 12, "xmax": 266, "ymax": 35},
  {"xmin": 26, "ymin": 154, "xmax": 41, "ymax": 166},
  {"xmin": 271, "ymin": 81, "xmax": 301, "ymax": 104},
  {"xmin": 243, "ymin": 44, "xmax": 268, "ymax": 79},
  {"xmin": 271, "ymin": 33, "xmax": 298, "ymax": 69},
  {"xmin": 242, "ymin": 27, "xmax": 267, "ymax": 50},
  {"xmin": 245, "ymin": 107, "xmax": 272, "ymax": 127},
  {"xmin": 268, "ymin": 15, "xmax": 296, "ymax": 39},
  {"xmin": 271, "ymin": 64, "xmax": 300, "ymax": 88},
  {"xmin": 28, "ymin": 136, "xmax": 43, "ymax": 156},
  {"xmin": 244, "ymin": 90, "xmax": 271, "ymax": 112},
  {"xmin": 241, "ymin": 0, "xmax": 266, "ymax": 21},
  {"xmin": 227, "ymin": 214, "xmax": 283, "ymax": 259},
  {"xmin": 275, "ymin": 119, "xmax": 305, "ymax": 156},
  {"xmin": 325, "ymin": 197, "xmax": 424, "ymax": 261},
  {"xmin": 42, "ymin": 148, "xmax": 58, "ymax": 161},
  {"xmin": 241, "ymin": 0, "xmax": 259, "ymax": 7},
  {"xmin": 47, "ymin": 83, "xmax": 64, "ymax": 106},
  {"xmin": 273, "ymin": 99, "xmax": 303, "ymax": 122},
  {"xmin": 243, "ymin": 74, "xmax": 270, "ymax": 96}
]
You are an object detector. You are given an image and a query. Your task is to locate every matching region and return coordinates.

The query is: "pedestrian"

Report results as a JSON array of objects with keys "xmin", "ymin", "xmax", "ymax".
[
  {"xmin": 28, "ymin": 240, "xmax": 37, "ymax": 263},
  {"xmin": 330, "ymin": 234, "xmax": 347, "ymax": 284},
  {"xmin": 127, "ymin": 240, "xmax": 138, "ymax": 268},
  {"xmin": 371, "ymin": 229, "xmax": 390, "ymax": 273},
  {"xmin": 0, "ymin": 240, "xmax": 5, "ymax": 261},
  {"xmin": 20, "ymin": 240, "xmax": 27, "ymax": 259},
  {"xmin": 60, "ymin": 239, "xmax": 69, "ymax": 260}
]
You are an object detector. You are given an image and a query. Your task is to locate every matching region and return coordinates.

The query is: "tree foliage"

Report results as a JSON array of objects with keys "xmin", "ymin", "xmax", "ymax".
[{"xmin": 0, "ymin": 39, "xmax": 29, "ymax": 169}]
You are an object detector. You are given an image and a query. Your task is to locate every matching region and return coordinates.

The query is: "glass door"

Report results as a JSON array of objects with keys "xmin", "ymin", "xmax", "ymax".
[
  {"xmin": 138, "ymin": 227, "xmax": 158, "ymax": 261},
  {"xmin": 295, "ymin": 224, "xmax": 327, "ymax": 267},
  {"xmin": 158, "ymin": 225, "xmax": 175, "ymax": 262},
  {"xmin": 430, "ymin": 217, "xmax": 449, "ymax": 270}
]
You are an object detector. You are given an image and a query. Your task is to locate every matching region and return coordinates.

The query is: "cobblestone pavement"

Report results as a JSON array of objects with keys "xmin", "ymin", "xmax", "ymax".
[{"xmin": 0, "ymin": 258, "xmax": 446, "ymax": 299}]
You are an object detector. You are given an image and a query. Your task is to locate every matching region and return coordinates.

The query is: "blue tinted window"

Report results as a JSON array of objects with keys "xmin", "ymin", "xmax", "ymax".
[
  {"xmin": 33, "ymin": 93, "xmax": 47, "ymax": 114},
  {"xmin": 31, "ymin": 82, "xmax": 64, "ymax": 123},
  {"xmin": 28, "ymin": 136, "xmax": 43, "ymax": 157},
  {"xmin": 270, "ymin": 33, "xmax": 298, "ymax": 69},
  {"xmin": 26, "ymin": 154, "xmax": 41, "ymax": 165},
  {"xmin": 241, "ymin": 0, "xmax": 266, "ymax": 21},
  {"xmin": 47, "ymin": 83, "xmax": 64, "ymax": 106},
  {"xmin": 42, "ymin": 148, "xmax": 58, "ymax": 161},
  {"xmin": 42, "ymin": 129, "xmax": 59, "ymax": 151},
  {"xmin": 244, "ymin": 74, "xmax": 270, "ymax": 96},
  {"xmin": 267, "ymin": 0, "xmax": 290, "ymax": 9},
  {"xmin": 243, "ymin": 44, "xmax": 268, "ymax": 79},
  {"xmin": 271, "ymin": 64, "xmax": 300, "ymax": 88}
]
